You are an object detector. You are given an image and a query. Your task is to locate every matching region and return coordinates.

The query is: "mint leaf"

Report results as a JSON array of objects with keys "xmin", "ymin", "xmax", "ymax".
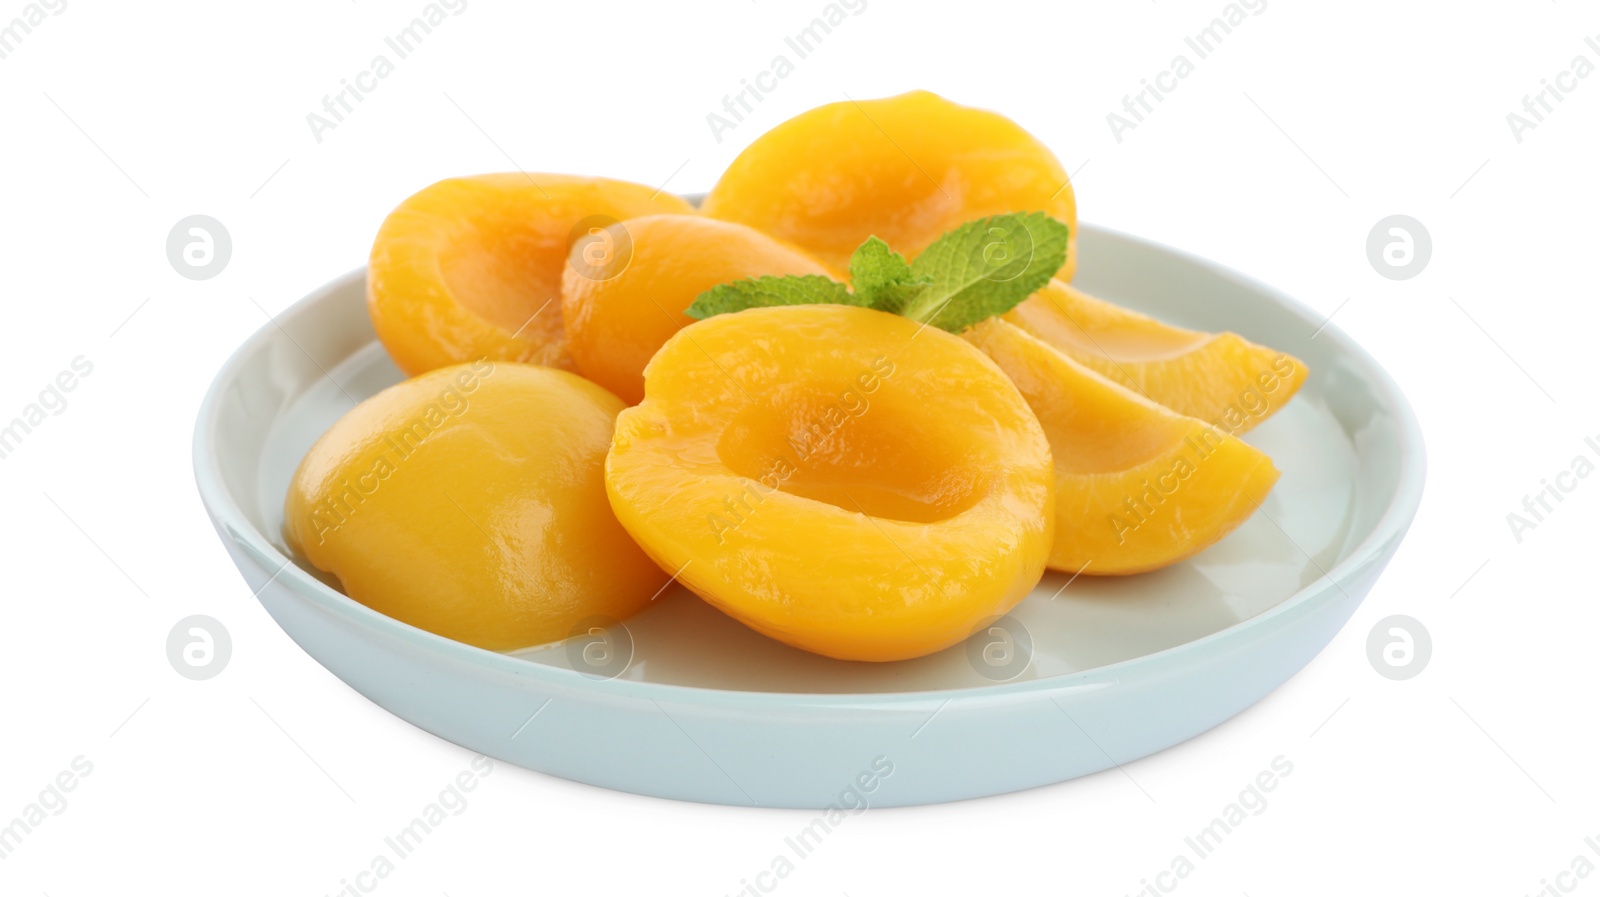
[
  {"xmin": 680, "ymin": 213, "xmax": 1070, "ymax": 331},
  {"xmin": 684, "ymin": 275, "xmax": 861, "ymax": 320},
  {"xmin": 848, "ymin": 237, "xmax": 928, "ymax": 314},
  {"xmin": 900, "ymin": 212, "xmax": 1069, "ymax": 333}
]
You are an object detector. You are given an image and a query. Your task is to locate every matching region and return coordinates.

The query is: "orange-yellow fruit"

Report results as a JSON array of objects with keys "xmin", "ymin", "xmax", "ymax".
[
  {"xmin": 368, "ymin": 173, "xmax": 695, "ymax": 377},
  {"xmin": 284, "ymin": 362, "xmax": 666, "ymax": 651},
  {"xmin": 560, "ymin": 214, "xmax": 833, "ymax": 405},
  {"xmin": 605, "ymin": 304, "xmax": 1054, "ymax": 662},
  {"xmin": 966, "ymin": 319, "xmax": 1280, "ymax": 575},
  {"xmin": 703, "ymin": 90, "xmax": 1078, "ymax": 280},
  {"xmin": 1005, "ymin": 280, "xmax": 1308, "ymax": 433}
]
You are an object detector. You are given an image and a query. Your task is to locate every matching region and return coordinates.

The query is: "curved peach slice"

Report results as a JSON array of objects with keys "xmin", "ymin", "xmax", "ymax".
[
  {"xmin": 1005, "ymin": 280, "xmax": 1307, "ymax": 433},
  {"xmin": 703, "ymin": 90, "xmax": 1078, "ymax": 280},
  {"xmin": 966, "ymin": 318, "xmax": 1280, "ymax": 575},
  {"xmin": 605, "ymin": 305, "xmax": 1055, "ymax": 662},
  {"xmin": 560, "ymin": 214, "xmax": 833, "ymax": 405},
  {"xmin": 368, "ymin": 173, "xmax": 695, "ymax": 376}
]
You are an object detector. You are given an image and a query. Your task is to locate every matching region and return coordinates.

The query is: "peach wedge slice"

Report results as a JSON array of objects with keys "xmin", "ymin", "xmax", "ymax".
[
  {"xmin": 1004, "ymin": 280, "xmax": 1307, "ymax": 434},
  {"xmin": 965, "ymin": 318, "xmax": 1280, "ymax": 575}
]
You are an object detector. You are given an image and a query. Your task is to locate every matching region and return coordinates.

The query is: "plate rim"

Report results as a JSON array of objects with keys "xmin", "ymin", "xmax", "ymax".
[{"xmin": 193, "ymin": 222, "xmax": 1426, "ymax": 707}]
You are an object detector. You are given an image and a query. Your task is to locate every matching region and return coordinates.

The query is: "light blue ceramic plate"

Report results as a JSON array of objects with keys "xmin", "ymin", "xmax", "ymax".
[{"xmin": 193, "ymin": 224, "xmax": 1424, "ymax": 808}]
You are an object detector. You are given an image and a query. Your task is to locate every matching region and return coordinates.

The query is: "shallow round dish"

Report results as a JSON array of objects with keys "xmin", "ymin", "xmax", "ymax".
[{"xmin": 193, "ymin": 223, "xmax": 1424, "ymax": 808}]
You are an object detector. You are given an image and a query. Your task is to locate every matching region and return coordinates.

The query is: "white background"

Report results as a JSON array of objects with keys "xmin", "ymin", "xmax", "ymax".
[{"xmin": 2, "ymin": 0, "xmax": 1597, "ymax": 894}]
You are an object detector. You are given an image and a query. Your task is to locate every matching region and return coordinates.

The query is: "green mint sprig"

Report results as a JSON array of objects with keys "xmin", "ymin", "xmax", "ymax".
[
  {"xmin": 846, "ymin": 236, "xmax": 927, "ymax": 316},
  {"xmin": 683, "ymin": 212, "xmax": 1070, "ymax": 334}
]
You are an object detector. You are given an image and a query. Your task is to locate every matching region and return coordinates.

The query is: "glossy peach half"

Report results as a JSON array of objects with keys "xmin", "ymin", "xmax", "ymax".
[
  {"xmin": 560, "ymin": 214, "xmax": 832, "ymax": 405},
  {"xmin": 605, "ymin": 304, "xmax": 1055, "ymax": 662},
  {"xmin": 703, "ymin": 90, "xmax": 1078, "ymax": 279},
  {"xmin": 368, "ymin": 173, "xmax": 695, "ymax": 376},
  {"xmin": 285, "ymin": 362, "xmax": 667, "ymax": 651}
]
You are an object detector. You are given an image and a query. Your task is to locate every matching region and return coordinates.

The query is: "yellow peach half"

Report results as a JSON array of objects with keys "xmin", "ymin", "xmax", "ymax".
[
  {"xmin": 605, "ymin": 304, "xmax": 1055, "ymax": 662},
  {"xmin": 368, "ymin": 173, "xmax": 695, "ymax": 376},
  {"xmin": 285, "ymin": 362, "xmax": 667, "ymax": 651}
]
